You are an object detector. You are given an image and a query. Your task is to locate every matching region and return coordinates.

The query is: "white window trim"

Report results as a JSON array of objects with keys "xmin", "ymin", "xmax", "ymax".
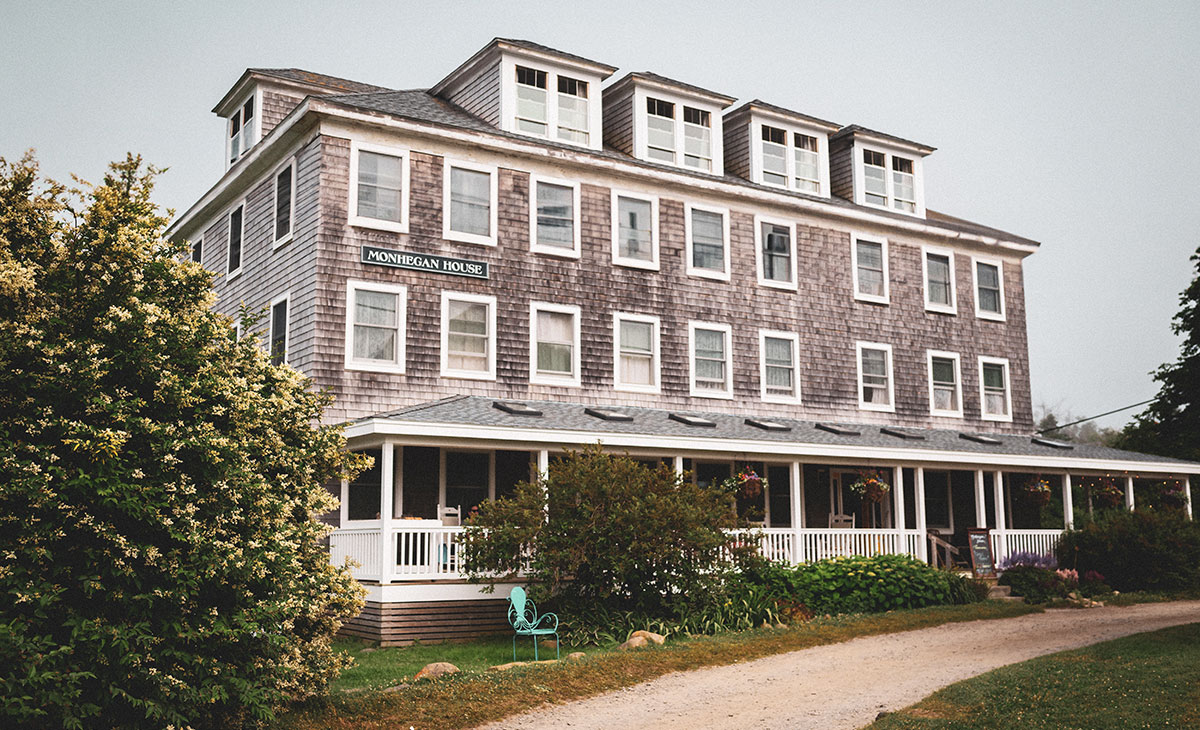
[
  {"xmin": 921, "ymin": 244, "xmax": 958, "ymax": 315},
  {"xmin": 529, "ymin": 301, "xmax": 582, "ymax": 387},
  {"xmin": 754, "ymin": 214, "xmax": 798, "ymax": 290},
  {"xmin": 442, "ymin": 158, "xmax": 499, "ymax": 246},
  {"xmin": 926, "ymin": 349, "xmax": 964, "ymax": 419},
  {"xmin": 191, "ymin": 235, "xmax": 203, "ymax": 266},
  {"xmin": 978, "ymin": 355, "xmax": 1014, "ymax": 423},
  {"xmin": 684, "ymin": 202, "xmax": 731, "ymax": 281},
  {"xmin": 269, "ymin": 291, "xmax": 291, "ymax": 366},
  {"xmin": 440, "ymin": 291, "xmax": 497, "ymax": 381},
  {"xmin": 850, "ymin": 233, "xmax": 890, "ymax": 305},
  {"xmin": 758, "ymin": 329, "xmax": 802, "ymax": 405},
  {"xmin": 972, "ymin": 255, "xmax": 1007, "ymax": 322},
  {"xmin": 271, "ymin": 157, "xmax": 297, "ymax": 248},
  {"xmin": 856, "ymin": 341, "xmax": 895, "ymax": 413},
  {"xmin": 343, "ymin": 280, "xmax": 407, "ymax": 374},
  {"xmin": 852, "ymin": 140, "xmax": 926, "ymax": 218},
  {"xmin": 225, "ymin": 89, "xmax": 261, "ymax": 169},
  {"xmin": 226, "ymin": 199, "xmax": 245, "ymax": 281},
  {"xmin": 529, "ymin": 174, "xmax": 582, "ymax": 259},
  {"xmin": 750, "ymin": 117, "xmax": 831, "ymax": 197},
  {"xmin": 610, "ymin": 189, "xmax": 660, "ymax": 270},
  {"xmin": 688, "ymin": 320, "xmax": 734, "ymax": 400},
  {"xmin": 612, "ymin": 312, "xmax": 661, "ymax": 394},
  {"xmin": 632, "ymin": 86, "xmax": 725, "ymax": 175},
  {"xmin": 348, "ymin": 140, "xmax": 410, "ymax": 234},
  {"xmin": 498, "ymin": 55, "xmax": 604, "ymax": 151}
]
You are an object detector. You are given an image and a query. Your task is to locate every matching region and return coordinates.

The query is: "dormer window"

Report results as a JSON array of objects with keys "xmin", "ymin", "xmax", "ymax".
[
  {"xmin": 759, "ymin": 125, "xmax": 822, "ymax": 193},
  {"xmin": 859, "ymin": 146, "xmax": 922, "ymax": 214},
  {"xmin": 515, "ymin": 66, "xmax": 548, "ymax": 135},
  {"xmin": 646, "ymin": 98, "xmax": 676, "ymax": 163},
  {"xmin": 227, "ymin": 96, "xmax": 256, "ymax": 164},
  {"xmin": 513, "ymin": 65, "xmax": 592, "ymax": 145},
  {"xmin": 682, "ymin": 107, "xmax": 712, "ymax": 171},
  {"xmin": 892, "ymin": 157, "xmax": 916, "ymax": 212},
  {"xmin": 557, "ymin": 76, "xmax": 589, "ymax": 144},
  {"xmin": 644, "ymin": 98, "xmax": 715, "ymax": 171},
  {"xmin": 863, "ymin": 150, "xmax": 887, "ymax": 206}
]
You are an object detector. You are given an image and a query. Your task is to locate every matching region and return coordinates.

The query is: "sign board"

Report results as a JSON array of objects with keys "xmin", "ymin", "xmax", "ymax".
[
  {"xmin": 967, "ymin": 528, "xmax": 996, "ymax": 578},
  {"xmin": 361, "ymin": 245, "xmax": 489, "ymax": 279}
]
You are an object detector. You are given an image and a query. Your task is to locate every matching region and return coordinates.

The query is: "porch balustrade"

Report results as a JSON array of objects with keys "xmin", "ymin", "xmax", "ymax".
[{"xmin": 991, "ymin": 528, "xmax": 1062, "ymax": 564}]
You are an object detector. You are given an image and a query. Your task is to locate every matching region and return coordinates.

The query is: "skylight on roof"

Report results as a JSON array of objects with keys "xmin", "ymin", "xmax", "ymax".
[
  {"xmin": 745, "ymin": 418, "xmax": 791, "ymax": 432},
  {"xmin": 493, "ymin": 401, "xmax": 543, "ymax": 417},
  {"xmin": 815, "ymin": 423, "xmax": 861, "ymax": 436},
  {"xmin": 669, "ymin": 413, "xmax": 716, "ymax": 428},
  {"xmin": 880, "ymin": 426, "xmax": 925, "ymax": 441},
  {"xmin": 585, "ymin": 407, "xmax": 634, "ymax": 422},
  {"xmin": 1031, "ymin": 436, "xmax": 1074, "ymax": 450},
  {"xmin": 959, "ymin": 432, "xmax": 1001, "ymax": 445}
]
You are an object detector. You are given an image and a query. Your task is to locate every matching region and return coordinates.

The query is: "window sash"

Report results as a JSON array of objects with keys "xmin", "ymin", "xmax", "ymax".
[
  {"xmin": 926, "ymin": 254, "xmax": 953, "ymax": 306},
  {"xmin": 694, "ymin": 329, "xmax": 726, "ymax": 388},
  {"xmin": 228, "ymin": 206, "xmax": 243, "ymax": 272},
  {"xmin": 860, "ymin": 348, "xmax": 890, "ymax": 405},
  {"xmin": 270, "ymin": 299, "xmax": 287, "ymax": 366},
  {"xmin": 535, "ymin": 182, "xmax": 575, "ymax": 249},
  {"xmin": 616, "ymin": 196, "xmax": 653, "ymax": 261},
  {"xmin": 535, "ymin": 310, "xmax": 574, "ymax": 375},
  {"xmin": 447, "ymin": 299, "xmax": 489, "ymax": 371},
  {"xmin": 930, "ymin": 357, "xmax": 958, "ymax": 411},
  {"xmin": 683, "ymin": 120, "xmax": 712, "ymax": 170},
  {"xmin": 557, "ymin": 79, "xmax": 589, "ymax": 143},
  {"xmin": 355, "ymin": 151, "xmax": 403, "ymax": 223},
  {"xmin": 977, "ymin": 262, "xmax": 1002, "ymax": 313},
  {"xmin": 982, "ymin": 363, "xmax": 1008, "ymax": 415},
  {"xmin": 647, "ymin": 115, "xmax": 675, "ymax": 161},
  {"xmin": 761, "ymin": 139, "xmax": 788, "ymax": 186},
  {"xmin": 794, "ymin": 145, "xmax": 820, "ymax": 192},
  {"xmin": 690, "ymin": 209, "xmax": 725, "ymax": 272},
  {"xmin": 762, "ymin": 223, "xmax": 792, "ymax": 282},
  {"xmin": 618, "ymin": 320, "xmax": 654, "ymax": 386},
  {"xmin": 764, "ymin": 337, "xmax": 795, "ymax": 395},
  {"xmin": 449, "ymin": 167, "xmax": 491, "ymax": 236},
  {"xmin": 855, "ymin": 241, "xmax": 885, "ymax": 297},
  {"xmin": 515, "ymin": 67, "xmax": 548, "ymax": 135}
]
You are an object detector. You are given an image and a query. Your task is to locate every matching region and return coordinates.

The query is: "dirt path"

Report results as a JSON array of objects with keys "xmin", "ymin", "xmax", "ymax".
[{"xmin": 477, "ymin": 601, "xmax": 1200, "ymax": 730}]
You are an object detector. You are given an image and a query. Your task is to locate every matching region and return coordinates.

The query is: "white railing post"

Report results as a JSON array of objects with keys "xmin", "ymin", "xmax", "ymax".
[
  {"xmin": 1062, "ymin": 473, "xmax": 1074, "ymax": 530},
  {"xmin": 974, "ymin": 469, "xmax": 987, "ymax": 528},
  {"xmin": 378, "ymin": 441, "xmax": 395, "ymax": 584},
  {"xmin": 993, "ymin": 470, "xmax": 1007, "ymax": 562},
  {"xmin": 892, "ymin": 464, "xmax": 906, "ymax": 534},
  {"xmin": 538, "ymin": 449, "xmax": 549, "ymax": 521},
  {"xmin": 1186, "ymin": 476, "xmax": 1194, "ymax": 521},
  {"xmin": 790, "ymin": 460, "xmax": 804, "ymax": 564},
  {"xmin": 915, "ymin": 467, "xmax": 928, "ymax": 562},
  {"xmin": 1125, "ymin": 475, "xmax": 1135, "ymax": 512}
]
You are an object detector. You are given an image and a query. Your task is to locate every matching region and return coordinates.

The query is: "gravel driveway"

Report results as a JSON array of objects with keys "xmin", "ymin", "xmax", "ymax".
[{"xmin": 477, "ymin": 600, "xmax": 1200, "ymax": 730}]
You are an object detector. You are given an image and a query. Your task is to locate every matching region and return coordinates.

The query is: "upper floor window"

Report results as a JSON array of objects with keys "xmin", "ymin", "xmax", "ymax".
[
  {"xmin": 682, "ymin": 107, "xmax": 712, "ymax": 171},
  {"xmin": 756, "ymin": 217, "xmax": 796, "ymax": 289},
  {"xmin": 979, "ymin": 357, "xmax": 1012, "ymax": 422},
  {"xmin": 689, "ymin": 321, "xmax": 733, "ymax": 399},
  {"xmin": 685, "ymin": 204, "xmax": 730, "ymax": 281},
  {"xmin": 613, "ymin": 313, "xmax": 660, "ymax": 393},
  {"xmin": 923, "ymin": 247, "xmax": 957, "ymax": 314},
  {"xmin": 973, "ymin": 257, "xmax": 1005, "ymax": 321},
  {"xmin": 515, "ymin": 66, "xmax": 549, "ymax": 136},
  {"xmin": 760, "ymin": 330, "xmax": 801, "ymax": 404},
  {"xmin": 859, "ymin": 146, "xmax": 922, "ymax": 215},
  {"xmin": 611, "ymin": 191, "xmax": 659, "ymax": 270},
  {"xmin": 191, "ymin": 237, "xmax": 203, "ymax": 265},
  {"xmin": 513, "ymin": 66, "xmax": 592, "ymax": 145},
  {"xmin": 441, "ymin": 292, "xmax": 496, "ymax": 380},
  {"xmin": 345, "ymin": 281, "xmax": 406, "ymax": 374},
  {"xmin": 349, "ymin": 142, "xmax": 408, "ymax": 233},
  {"xmin": 643, "ymin": 97, "xmax": 717, "ymax": 172},
  {"xmin": 646, "ymin": 98, "xmax": 676, "ymax": 163},
  {"xmin": 851, "ymin": 235, "xmax": 889, "ymax": 304},
  {"xmin": 530, "ymin": 303, "xmax": 581, "ymax": 386},
  {"xmin": 530, "ymin": 176, "xmax": 580, "ymax": 258},
  {"xmin": 856, "ymin": 341, "xmax": 894, "ymax": 412},
  {"xmin": 227, "ymin": 203, "xmax": 244, "ymax": 278},
  {"xmin": 443, "ymin": 160, "xmax": 498, "ymax": 246},
  {"xmin": 927, "ymin": 350, "xmax": 963, "ymax": 418},
  {"xmin": 892, "ymin": 157, "xmax": 916, "ymax": 212},
  {"xmin": 557, "ymin": 76, "xmax": 589, "ymax": 144},
  {"xmin": 273, "ymin": 159, "xmax": 295, "ymax": 246},
  {"xmin": 270, "ymin": 293, "xmax": 289, "ymax": 366},
  {"xmin": 227, "ymin": 96, "xmax": 256, "ymax": 164},
  {"xmin": 759, "ymin": 125, "xmax": 823, "ymax": 194}
]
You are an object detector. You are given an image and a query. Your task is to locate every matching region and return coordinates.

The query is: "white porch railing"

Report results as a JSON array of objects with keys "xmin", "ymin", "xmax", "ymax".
[
  {"xmin": 328, "ymin": 528, "xmax": 381, "ymax": 580},
  {"xmin": 797, "ymin": 528, "xmax": 924, "ymax": 562},
  {"xmin": 992, "ymin": 528, "xmax": 1063, "ymax": 565}
]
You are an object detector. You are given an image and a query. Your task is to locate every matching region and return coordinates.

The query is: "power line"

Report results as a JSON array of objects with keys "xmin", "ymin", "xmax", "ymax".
[{"xmin": 1037, "ymin": 398, "xmax": 1156, "ymax": 434}]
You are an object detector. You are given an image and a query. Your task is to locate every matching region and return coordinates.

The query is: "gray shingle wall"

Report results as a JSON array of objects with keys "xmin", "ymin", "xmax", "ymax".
[
  {"xmin": 309, "ymin": 134, "xmax": 1033, "ymax": 432},
  {"xmin": 723, "ymin": 116, "xmax": 751, "ymax": 181},
  {"xmin": 601, "ymin": 86, "xmax": 634, "ymax": 156},
  {"xmin": 829, "ymin": 134, "xmax": 854, "ymax": 201},
  {"xmin": 442, "ymin": 60, "xmax": 501, "ymax": 127},
  {"xmin": 262, "ymin": 89, "xmax": 307, "ymax": 138}
]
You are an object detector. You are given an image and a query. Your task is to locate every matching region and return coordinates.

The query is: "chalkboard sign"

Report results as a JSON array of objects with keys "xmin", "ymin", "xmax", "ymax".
[{"xmin": 967, "ymin": 528, "xmax": 996, "ymax": 578}]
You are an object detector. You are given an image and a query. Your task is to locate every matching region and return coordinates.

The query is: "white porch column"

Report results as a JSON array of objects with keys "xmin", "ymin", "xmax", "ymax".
[
  {"xmin": 790, "ymin": 460, "xmax": 804, "ymax": 564},
  {"xmin": 1062, "ymin": 473, "xmax": 1074, "ymax": 530},
  {"xmin": 1125, "ymin": 476, "xmax": 1136, "ymax": 511},
  {"xmin": 537, "ymin": 450, "xmax": 550, "ymax": 521},
  {"xmin": 892, "ymin": 465, "xmax": 906, "ymax": 531},
  {"xmin": 1185, "ymin": 476, "xmax": 1194, "ymax": 521},
  {"xmin": 974, "ymin": 469, "xmax": 987, "ymax": 528},
  {"xmin": 993, "ymin": 470, "xmax": 1007, "ymax": 561},
  {"xmin": 378, "ymin": 441, "xmax": 395, "ymax": 585},
  {"xmin": 915, "ymin": 467, "xmax": 928, "ymax": 561},
  {"xmin": 673, "ymin": 456, "xmax": 684, "ymax": 478}
]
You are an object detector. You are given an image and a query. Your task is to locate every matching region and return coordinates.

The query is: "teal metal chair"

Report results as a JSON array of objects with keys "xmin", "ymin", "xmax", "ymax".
[{"xmin": 507, "ymin": 586, "xmax": 559, "ymax": 661}]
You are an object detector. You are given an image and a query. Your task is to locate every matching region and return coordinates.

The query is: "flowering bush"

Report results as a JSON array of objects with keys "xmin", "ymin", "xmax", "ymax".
[
  {"xmin": 1059, "ymin": 510, "xmax": 1200, "ymax": 591},
  {"xmin": 998, "ymin": 566, "xmax": 1070, "ymax": 603},
  {"xmin": 1092, "ymin": 478, "xmax": 1126, "ymax": 508},
  {"xmin": 848, "ymin": 470, "xmax": 891, "ymax": 503},
  {"xmin": 997, "ymin": 550, "xmax": 1058, "ymax": 571},
  {"xmin": 1055, "ymin": 568, "xmax": 1079, "ymax": 587}
]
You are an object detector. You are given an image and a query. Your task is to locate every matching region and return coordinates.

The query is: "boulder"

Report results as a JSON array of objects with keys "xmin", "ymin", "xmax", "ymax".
[
  {"xmin": 617, "ymin": 635, "xmax": 649, "ymax": 651},
  {"xmin": 540, "ymin": 638, "xmax": 558, "ymax": 649},
  {"xmin": 629, "ymin": 630, "xmax": 665, "ymax": 645},
  {"xmin": 381, "ymin": 683, "xmax": 408, "ymax": 693},
  {"xmin": 489, "ymin": 660, "xmax": 559, "ymax": 671},
  {"xmin": 414, "ymin": 662, "xmax": 460, "ymax": 680},
  {"xmin": 567, "ymin": 651, "xmax": 586, "ymax": 661}
]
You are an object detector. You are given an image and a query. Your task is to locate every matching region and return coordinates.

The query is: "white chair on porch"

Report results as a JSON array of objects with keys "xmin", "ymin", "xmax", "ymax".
[
  {"xmin": 828, "ymin": 513, "xmax": 856, "ymax": 528},
  {"xmin": 438, "ymin": 504, "xmax": 461, "ymax": 527},
  {"xmin": 436, "ymin": 505, "xmax": 461, "ymax": 573}
]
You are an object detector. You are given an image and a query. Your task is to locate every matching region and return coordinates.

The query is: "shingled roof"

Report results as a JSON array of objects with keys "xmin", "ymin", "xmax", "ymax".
[{"xmin": 249, "ymin": 68, "xmax": 393, "ymax": 94}]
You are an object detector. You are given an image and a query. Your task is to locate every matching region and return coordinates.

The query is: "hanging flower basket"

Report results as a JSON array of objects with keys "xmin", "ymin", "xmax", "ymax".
[
  {"xmin": 1159, "ymin": 480, "xmax": 1189, "ymax": 510},
  {"xmin": 718, "ymin": 467, "xmax": 767, "ymax": 500},
  {"xmin": 1093, "ymin": 478, "xmax": 1124, "ymax": 508},
  {"xmin": 1023, "ymin": 476, "xmax": 1053, "ymax": 507},
  {"xmin": 849, "ymin": 470, "xmax": 891, "ymax": 504}
]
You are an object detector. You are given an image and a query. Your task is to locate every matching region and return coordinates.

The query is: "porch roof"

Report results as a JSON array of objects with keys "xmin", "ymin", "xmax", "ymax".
[{"xmin": 346, "ymin": 395, "xmax": 1199, "ymax": 475}]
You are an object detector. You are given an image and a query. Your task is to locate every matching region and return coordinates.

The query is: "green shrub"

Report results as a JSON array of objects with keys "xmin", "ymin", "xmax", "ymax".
[
  {"xmin": 1058, "ymin": 510, "xmax": 1200, "ymax": 592},
  {"xmin": 786, "ymin": 554, "xmax": 968, "ymax": 615},
  {"xmin": 998, "ymin": 565, "xmax": 1069, "ymax": 603}
]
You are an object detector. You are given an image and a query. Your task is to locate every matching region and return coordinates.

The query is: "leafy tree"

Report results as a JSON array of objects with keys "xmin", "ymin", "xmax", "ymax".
[
  {"xmin": 1034, "ymin": 404, "xmax": 1119, "ymax": 447},
  {"xmin": 1116, "ymin": 246, "xmax": 1200, "ymax": 461},
  {"xmin": 0, "ymin": 154, "xmax": 365, "ymax": 728}
]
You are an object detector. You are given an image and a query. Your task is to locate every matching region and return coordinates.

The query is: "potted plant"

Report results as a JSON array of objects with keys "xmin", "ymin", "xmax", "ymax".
[
  {"xmin": 1023, "ymin": 475, "xmax": 1053, "ymax": 507},
  {"xmin": 849, "ymin": 470, "xmax": 890, "ymax": 504}
]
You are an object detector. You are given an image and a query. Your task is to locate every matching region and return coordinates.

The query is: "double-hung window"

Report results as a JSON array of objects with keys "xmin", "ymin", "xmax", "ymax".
[
  {"xmin": 441, "ymin": 292, "xmax": 496, "ymax": 380},
  {"xmin": 611, "ymin": 191, "xmax": 658, "ymax": 269},
  {"xmin": 227, "ymin": 202, "xmax": 244, "ymax": 278},
  {"xmin": 973, "ymin": 257, "xmax": 1005, "ymax": 320},
  {"xmin": 794, "ymin": 133, "xmax": 820, "ymax": 192},
  {"xmin": 349, "ymin": 141, "xmax": 408, "ymax": 232},
  {"xmin": 927, "ymin": 350, "xmax": 963, "ymax": 417},
  {"xmin": 682, "ymin": 107, "xmax": 712, "ymax": 171},
  {"xmin": 272, "ymin": 159, "xmax": 296, "ymax": 245},
  {"xmin": 892, "ymin": 157, "xmax": 916, "ymax": 212},
  {"xmin": 685, "ymin": 204, "xmax": 730, "ymax": 280},
  {"xmin": 644, "ymin": 97, "xmax": 716, "ymax": 172},
  {"xmin": 923, "ymin": 247, "xmax": 957, "ymax": 314},
  {"xmin": 758, "ymin": 125, "xmax": 823, "ymax": 194},
  {"xmin": 851, "ymin": 235, "xmax": 889, "ymax": 303},
  {"xmin": 761, "ymin": 126, "xmax": 788, "ymax": 187},
  {"xmin": 344, "ymin": 281, "xmax": 406, "ymax": 373},
  {"xmin": 191, "ymin": 237, "xmax": 203, "ymax": 265},
  {"xmin": 689, "ymin": 322, "xmax": 733, "ymax": 399},
  {"xmin": 863, "ymin": 150, "xmax": 888, "ymax": 207},
  {"xmin": 530, "ymin": 303, "xmax": 581, "ymax": 386},
  {"xmin": 557, "ymin": 76, "xmax": 589, "ymax": 144},
  {"xmin": 859, "ymin": 146, "xmax": 922, "ymax": 215},
  {"xmin": 443, "ymin": 160, "xmax": 498, "ymax": 246},
  {"xmin": 979, "ymin": 357, "xmax": 1012, "ymax": 421},
  {"xmin": 227, "ymin": 95, "xmax": 255, "ymax": 164},
  {"xmin": 856, "ymin": 342, "xmax": 894, "ymax": 412},
  {"xmin": 613, "ymin": 313, "xmax": 660, "ymax": 393},
  {"xmin": 756, "ymin": 216, "xmax": 796, "ymax": 289},
  {"xmin": 530, "ymin": 176, "xmax": 580, "ymax": 257},
  {"xmin": 646, "ymin": 98, "xmax": 676, "ymax": 163},
  {"xmin": 269, "ymin": 293, "xmax": 289, "ymax": 366},
  {"xmin": 513, "ymin": 65, "xmax": 592, "ymax": 145},
  {"xmin": 515, "ymin": 66, "xmax": 548, "ymax": 136},
  {"xmin": 760, "ymin": 330, "xmax": 801, "ymax": 403}
]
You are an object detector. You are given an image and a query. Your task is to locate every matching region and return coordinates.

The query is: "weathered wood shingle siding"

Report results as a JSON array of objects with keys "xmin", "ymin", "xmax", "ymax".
[
  {"xmin": 601, "ymin": 87, "xmax": 634, "ymax": 156},
  {"xmin": 442, "ymin": 60, "xmax": 501, "ymax": 127},
  {"xmin": 261, "ymin": 89, "xmax": 307, "ymax": 138},
  {"xmin": 723, "ymin": 115, "xmax": 751, "ymax": 181},
  {"xmin": 310, "ymin": 133, "xmax": 1033, "ymax": 432},
  {"xmin": 829, "ymin": 134, "xmax": 855, "ymax": 201}
]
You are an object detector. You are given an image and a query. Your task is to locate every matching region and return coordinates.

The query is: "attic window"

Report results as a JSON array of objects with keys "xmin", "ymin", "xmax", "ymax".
[
  {"xmin": 585, "ymin": 407, "xmax": 633, "ymax": 423},
  {"xmin": 881, "ymin": 426, "xmax": 925, "ymax": 441},
  {"xmin": 758, "ymin": 124, "xmax": 822, "ymax": 194},
  {"xmin": 959, "ymin": 432, "xmax": 1001, "ymax": 445},
  {"xmin": 745, "ymin": 418, "xmax": 791, "ymax": 432},
  {"xmin": 859, "ymin": 146, "xmax": 921, "ymax": 216},
  {"xmin": 513, "ymin": 65, "xmax": 591, "ymax": 146},
  {"xmin": 669, "ymin": 412, "xmax": 716, "ymax": 428},
  {"xmin": 1032, "ymin": 436, "xmax": 1074, "ymax": 450},
  {"xmin": 227, "ymin": 95, "xmax": 256, "ymax": 164},
  {"xmin": 493, "ymin": 401, "xmax": 542, "ymax": 417},
  {"xmin": 815, "ymin": 423, "xmax": 861, "ymax": 436}
]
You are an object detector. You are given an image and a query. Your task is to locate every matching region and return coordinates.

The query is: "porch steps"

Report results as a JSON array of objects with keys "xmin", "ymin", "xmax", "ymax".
[{"xmin": 986, "ymin": 583, "xmax": 1023, "ymax": 602}]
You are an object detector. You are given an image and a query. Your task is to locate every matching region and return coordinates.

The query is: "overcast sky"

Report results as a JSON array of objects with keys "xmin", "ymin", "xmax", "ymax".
[{"xmin": 4, "ymin": 1, "xmax": 1197, "ymax": 430}]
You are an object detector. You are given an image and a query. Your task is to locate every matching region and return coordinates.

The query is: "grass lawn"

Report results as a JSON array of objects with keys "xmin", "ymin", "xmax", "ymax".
[
  {"xmin": 280, "ymin": 601, "xmax": 1038, "ymax": 730},
  {"xmin": 868, "ymin": 622, "xmax": 1200, "ymax": 729}
]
